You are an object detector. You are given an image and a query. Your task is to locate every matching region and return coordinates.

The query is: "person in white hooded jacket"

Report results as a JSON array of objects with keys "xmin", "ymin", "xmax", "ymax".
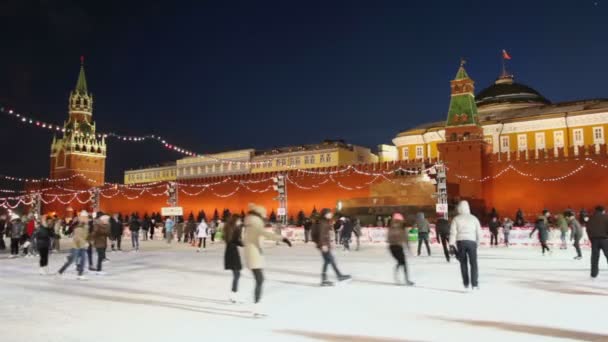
[
  {"xmin": 449, "ymin": 200, "xmax": 482, "ymax": 291},
  {"xmin": 196, "ymin": 219, "xmax": 209, "ymax": 252}
]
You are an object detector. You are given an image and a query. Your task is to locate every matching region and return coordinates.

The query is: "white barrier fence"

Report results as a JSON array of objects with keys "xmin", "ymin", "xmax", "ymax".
[{"xmin": 122, "ymin": 225, "xmax": 591, "ymax": 247}]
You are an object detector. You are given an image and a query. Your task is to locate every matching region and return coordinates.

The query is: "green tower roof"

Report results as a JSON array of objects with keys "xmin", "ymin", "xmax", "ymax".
[
  {"xmin": 75, "ymin": 57, "xmax": 88, "ymax": 94},
  {"xmin": 446, "ymin": 62, "xmax": 479, "ymax": 127}
]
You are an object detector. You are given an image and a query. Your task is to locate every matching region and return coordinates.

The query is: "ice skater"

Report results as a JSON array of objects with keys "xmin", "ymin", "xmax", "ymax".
[
  {"xmin": 340, "ymin": 217, "xmax": 353, "ymax": 251},
  {"xmin": 91, "ymin": 214, "xmax": 111, "ymax": 275},
  {"xmin": 8, "ymin": 214, "xmax": 23, "ymax": 258},
  {"xmin": 196, "ymin": 218, "xmax": 208, "ymax": 252},
  {"xmin": 488, "ymin": 216, "xmax": 500, "ymax": 247},
  {"xmin": 387, "ymin": 213, "xmax": 414, "ymax": 286},
  {"xmin": 556, "ymin": 213, "xmax": 568, "ymax": 250},
  {"xmin": 313, "ymin": 208, "xmax": 351, "ymax": 287},
  {"xmin": 223, "ymin": 215, "xmax": 244, "ymax": 303},
  {"xmin": 415, "ymin": 212, "xmax": 431, "ymax": 256},
  {"xmin": 530, "ymin": 210, "xmax": 551, "ymax": 255},
  {"xmin": 435, "ymin": 215, "xmax": 451, "ymax": 262},
  {"xmin": 57, "ymin": 211, "xmax": 89, "ymax": 280},
  {"xmin": 566, "ymin": 212, "xmax": 583, "ymax": 260},
  {"xmin": 36, "ymin": 215, "xmax": 55, "ymax": 275},
  {"xmin": 164, "ymin": 217, "xmax": 175, "ymax": 244},
  {"xmin": 449, "ymin": 200, "xmax": 482, "ymax": 291},
  {"xmin": 586, "ymin": 206, "xmax": 608, "ymax": 279},
  {"xmin": 502, "ymin": 217, "xmax": 513, "ymax": 247},
  {"xmin": 110, "ymin": 213, "xmax": 123, "ymax": 251},
  {"xmin": 243, "ymin": 203, "xmax": 291, "ymax": 317}
]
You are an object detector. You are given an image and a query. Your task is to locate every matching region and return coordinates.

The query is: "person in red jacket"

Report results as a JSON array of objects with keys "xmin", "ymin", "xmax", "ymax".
[{"xmin": 23, "ymin": 214, "xmax": 37, "ymax": 257}]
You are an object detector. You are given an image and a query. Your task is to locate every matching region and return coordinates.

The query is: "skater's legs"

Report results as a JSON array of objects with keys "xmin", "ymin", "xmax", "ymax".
[
  {"xmin": 424, "ymin": 235, "xmax": 431, "ymax": 255},
  {"xmin": 456, "ymin": 241, "xmax": 470, "ymax": 287},
  {"xmin": 39, "ymin": 246, "xmax": 49, "ymax": 267},
  {"xmin": 117, "ymin": 235, "xmax": 122, "ymax": 250},
  {"xmin": 321, "ymin": 250, "xmax": 342, "ymax": 278},
  {"xmin": 231, "ymin": 269, "xmax": 240, "ymax": 292},
  {"xmin": 96, "ymin": 248, "xmax": 106, "ymax": 271},
  {"xmin": 591, "ymin": 238, "xmax": 601, "ymax": 278},
  {"xmin": 468, "ymin": 243, "xmax": 479, "ymax": 287},
  {"xmin": 87, "ymin": 245, "xmax": 93, "ymax": 269},
  {"xmin": 574, "ymin": 237, "xmax": 582, "ymax": 258},
  {"xmin": 440, "ymin": 235, "xmax": 450, "ymax": 261},
  {"xmin": 58, "ymin": 249, "xmax": 76, "ymax": 274},
  {"xmin": 252, "ymin": 269, "xmax": 264, "ymax": 303},
  {"xmin": 76, "ymin": 248, "xmax": 85, "ymax": 276},
  {"xmin": 10, "ymin": 238, "xmax": 19, "ymax": 255}
]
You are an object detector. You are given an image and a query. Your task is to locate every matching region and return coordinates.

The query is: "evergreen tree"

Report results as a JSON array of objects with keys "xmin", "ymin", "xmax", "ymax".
[
  {"xmin": 269, "ymin": 210, "xmax": 277, "ymax": 223},
  {"xmin": 297, "ymin": 210, "xmax": 306, "ymax": 226},
  {"xmin": 213, "ymin": 208, "xmax": 220, "ymax": 221},
  {"xmin": 188, "ymin": 211, "xmax": 195, "ymax": 221},
  {"xmin": 311, "ymin": 206, "xmax": 318, "ymax": 218},
  {"xmin": 240, "ymin": 210, "xmax": 246, "ymax": 219},
  {"xmin": 288, "ymin": 215, "xmax": 295, "ymax": 225}
]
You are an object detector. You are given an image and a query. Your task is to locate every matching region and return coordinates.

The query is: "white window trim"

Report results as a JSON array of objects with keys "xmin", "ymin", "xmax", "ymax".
[
  {"xmin": 553, "ymin": 130, "xmax": 564, "ymax": 148},
  {"xmin": 500, "ymin": 136, "xmax": 510, "ymax": 151},
  {"xmin": 593, "ymin": 126, "xmax": 604, "ymax": 144},
  {"xmin": 415, "ymin": 145, "xmax": 424, "ymax": 159},
  {"xmin": 573, "ymin": 128, "xmax": 584, "ymax": 146},
  {"xmin": 402, "ymin": 147, "xmax": 409, "ymax": 160},
  {"xmin": 535, "ymin": 132, "xmax": 546, "ymax": 150},
  {"xmin": 517, "ymin": 134, "xmax": 528, "ymax": 151}
]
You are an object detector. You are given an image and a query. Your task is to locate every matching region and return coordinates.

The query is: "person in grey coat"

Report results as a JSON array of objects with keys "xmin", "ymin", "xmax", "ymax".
[
  {"xmin": 9, "ymin": 215, "xmax": 24, "ymax": 258},
  {"xmin": 415, "ymin": 212, "xmax": 431, "ymax": 256},
  {"xmin": 566, "ymin": 212, "xmax": 583, "ymax": 260}
]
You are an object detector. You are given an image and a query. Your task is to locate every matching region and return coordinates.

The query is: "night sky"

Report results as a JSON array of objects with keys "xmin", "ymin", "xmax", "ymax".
[{"xmin": 1, "ymin": 0, "xmax": 606, "ymax": 183}]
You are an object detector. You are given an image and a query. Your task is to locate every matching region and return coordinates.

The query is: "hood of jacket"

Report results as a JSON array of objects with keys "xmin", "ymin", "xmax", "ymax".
[{"xmin": 457, "ymin": 201, "xmax": 471, "ymax": 215}]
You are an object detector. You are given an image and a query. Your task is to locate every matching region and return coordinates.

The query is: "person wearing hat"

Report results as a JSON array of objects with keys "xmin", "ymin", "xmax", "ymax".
[
  {"xmin": 435, "ymin": 215, "xmax": 451, "ymax": 262},
  {"xmin": 57, "ymin": 211, "xmax": 90, "ymax": 280},
  {"xmin": 415, "ymin": 212, "xmax": 431, "ymax": 256},
  {"xmin": 339, "ymin": 216, "xmax": 353, "ymax": 251},
  {"xmin": 313, "ymin": 208, "xmax": 351, "ymax": 287},
  {"xmin": 530, "ymin": 209, "xmax": 551, "ymax": 256},
  {"xmin": 243, "ymin": 203, "xmax": 291, "ymax": 317},
  {"xmin": 586, "ymin": 206, "xmax": 608, "ymax": 279},
  {"xmin": 91, "ymin": 214, "xmax": 111, "ymax": 275},
  {"xmin": 9, "ymin": 214, "xmax": 23, "ymax": 258},
  {"xmin": 387, "ymin": 212, "xmax": 415, "ymax": 286}
]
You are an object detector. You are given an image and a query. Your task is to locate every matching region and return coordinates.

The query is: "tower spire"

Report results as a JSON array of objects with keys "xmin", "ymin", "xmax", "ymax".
[
  {"xmin": 446, "ymin": 60, "xmax": 479, "ymax": 127},
  {"xmin": 75, "ymin": 56, "xmax": 88, "ymax": 94}
]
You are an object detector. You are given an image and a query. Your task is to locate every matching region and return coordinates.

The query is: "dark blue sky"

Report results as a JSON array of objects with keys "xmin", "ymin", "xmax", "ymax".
[{"xmin": 1, "ymin": 0, "xmax": 606, "ymax": 182}]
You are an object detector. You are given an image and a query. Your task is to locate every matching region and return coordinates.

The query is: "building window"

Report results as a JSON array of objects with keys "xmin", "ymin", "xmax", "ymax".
[
  {"xmin": 310, "ymin": 155, "xmax": 315, "ymax": 164},
  {"xmin": 415, "ymin": 145, "xmax": 424, "ymax": 159},
  {"xmin": 517, "ymin": 134, "xmax": 527, "ymax": 151},
  {"xmin": 573, "ymin": 128, "xmax": 584, "ymax": 146},
  {"xmin": 326, "ymin": 154, "xmax": 331, "ymax": 162},
  {"xmin": 484, "ymin": 136, "xmax": 493, "ymax": 145},
  {"xmin": 276, "ymin": 159, "xmax": 281, "ymax": 167},
  {"xmin": 320, "ymin": 154, "xmax": 325, "ymax": 163},
  {"xmin": 593, "ymin": 127, "xmax": 604, "ymax": 144},
  {"xmin": 535, "ymin": 132, "xmax": 546, "ymax": 150},
  {"xmin": 289, "ymin": 157, "xmax": 294, "ymax": 166},
  {"xmin": 554, "ymin": 131, "xmax": 564, "ymax": 148},
  {"xmin": 295, "ymin": 157, "xmax": 301, "ymax": 165},
  {"xmin": 402, "ymin": 147, "xmax": 409, "ymax": 160},
  {"xmin": 500, "ymin": 136, "xmax": 510, "ymax": 151}
]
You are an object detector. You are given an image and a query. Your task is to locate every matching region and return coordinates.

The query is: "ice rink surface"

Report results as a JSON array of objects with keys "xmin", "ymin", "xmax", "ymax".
[{"xmin": 1, "ymin": 240, "xmax": 607, "ymax": 342}]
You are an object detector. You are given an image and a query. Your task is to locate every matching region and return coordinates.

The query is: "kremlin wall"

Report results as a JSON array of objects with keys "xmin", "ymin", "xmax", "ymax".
[{"xmin": 21, "ymin": 59, "xmax": 608, "ymax": 222}]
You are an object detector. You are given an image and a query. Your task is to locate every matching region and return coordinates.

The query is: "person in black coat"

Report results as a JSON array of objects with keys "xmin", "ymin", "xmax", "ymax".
[
  {"xmin": 515, "ymin": 209, "xmax": 525, "ymax": 227},
  {"xmin": 488, "ymin": 217, "xmax": 501, "ymax": 247},
  {"xmin": 129, "ymin": 215, "xmax": 141, "ymax": 251},
  {"xmin": 223, "ymin": 215, "xmax": 244, "ymax": 303},
  {"xmin": 303, "ymin": 218, "xmax": 313, "ymax": 243},
  {"xmin": 110, "ymin": 214, "xmax": 123, "ymax": 251},
  {"xmin": 435, "ymin": 216, "xmax": 451, "ymax": 262},
  {"xmin": 340, "ymin": 217, "xmax": 353, "ymax": 251},
  {"xmin": 36, "ymin": 215, "xmax": 55, "ymax": 274}
]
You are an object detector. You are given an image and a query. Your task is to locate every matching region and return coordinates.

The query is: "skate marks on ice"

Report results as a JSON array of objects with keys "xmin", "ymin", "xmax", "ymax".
[
  {"xmin": 276, "ymin": 329, "xmax": 424, "ymax": 342},
  {"xmin": 430, "ymin": 317, "xmax": 608, "ymax": 342},
  {"xmin": 7, "ymin": 281, "xmax": 254, "ymax": 319},
  {"xmin": 517, "ymin": 279, "xmax": 608, "ymax": 296}
]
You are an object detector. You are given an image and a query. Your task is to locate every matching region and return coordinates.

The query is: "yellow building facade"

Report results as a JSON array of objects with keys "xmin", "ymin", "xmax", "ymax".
[
  {"xmin": 393, "ymin": 74, "xmax": 608, "ymax": 161},
  {"xmin": 124, "ymin": 163, "xmax": 176, "ymax": 184}
]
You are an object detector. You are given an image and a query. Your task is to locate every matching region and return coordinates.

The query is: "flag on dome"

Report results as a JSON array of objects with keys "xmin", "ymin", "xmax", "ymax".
[{"xmin": 502, "ymin": 49, "xmax": 512, "ymax": 60}]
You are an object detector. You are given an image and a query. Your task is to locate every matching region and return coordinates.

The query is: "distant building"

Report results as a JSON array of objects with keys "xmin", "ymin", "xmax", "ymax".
[
  {"xmin": 122, "ymin": 141, "xmax": 378, "ymax": 183},
  {"xmin": 124, "ymin": 163, "xmax": 176, "ymax": 185}
]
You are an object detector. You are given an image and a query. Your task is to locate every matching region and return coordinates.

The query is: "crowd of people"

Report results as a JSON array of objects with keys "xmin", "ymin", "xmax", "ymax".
[{"xmin": 2, "ymin": 200, "xmax": 608, "ymax": 316}]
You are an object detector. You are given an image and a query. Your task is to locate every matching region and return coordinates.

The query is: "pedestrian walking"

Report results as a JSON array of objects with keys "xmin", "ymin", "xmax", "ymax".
[
  {"xmin": 184, "ymin": 215, "xmax": 196, "ymax": 243},
  {"xmin": 353, "ymin": 218, "xmax": 362, "ymax": 251},
  {"xmin": 57, "ymin": 211, "xmax": 89, "ymax": 280},
  {"xmin": 339, "ymin": 217, "xmax": 353, "ymax": 251},
  {"xmin": 303, "ymin": 218, "xmax": 313, "ymax": 243},
  {"xmin": 435, "ymin": 216, "xmax": 451, "ymax": 262},
  {"xmin": 415, "ymin": 212, "xmax": 431, "ymax": 256},
  {"xmin": 387, "ymin": 213, "xmax": 414, "ymax": 286},
  {"xmin": 243, "ymin": 203, "xmax": 292, "ymax": 317},
  {"xmin": 176, "ymin": 217, "xmax": 185, "ymax": 243},
  {"xmin": 586, "ymin": 206, "xmax": 608, "ymax": 279},
  {"xmin": 449, "ymin": 200, "xmax": 482, "ymax": 291},
  {"xmin": 223, "ymin": 215, "xmax": 244, "ymax": 303},
  {"xmin": 165, "ymin": 217, "xmax": 175, "ymax": 244},
  {"xmin": 312, "ymin": 208, "xmax": 351, "ymax": 287},
  {"xmin": 141, "ymin": 214, "xmax": 150, "ymax": 241},
  {"xmin": 209, "ymin": 220, "xmax": 217, "ymax": 244}
]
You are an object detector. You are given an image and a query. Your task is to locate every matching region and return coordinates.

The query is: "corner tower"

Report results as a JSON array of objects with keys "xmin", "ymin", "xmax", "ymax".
[
  {"xmin": 50, "ymin": 57, "xmax": 106, "ymax": 187},
  {"xmin": 437, "ymin": 61, "xmax": 487, "ymax": 213}
]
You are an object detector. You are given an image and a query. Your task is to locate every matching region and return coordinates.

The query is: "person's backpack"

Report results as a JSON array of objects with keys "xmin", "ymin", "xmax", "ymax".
[{"xmin": 311, "ymin": 222, "xmax": 321, "ymax": 244}]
